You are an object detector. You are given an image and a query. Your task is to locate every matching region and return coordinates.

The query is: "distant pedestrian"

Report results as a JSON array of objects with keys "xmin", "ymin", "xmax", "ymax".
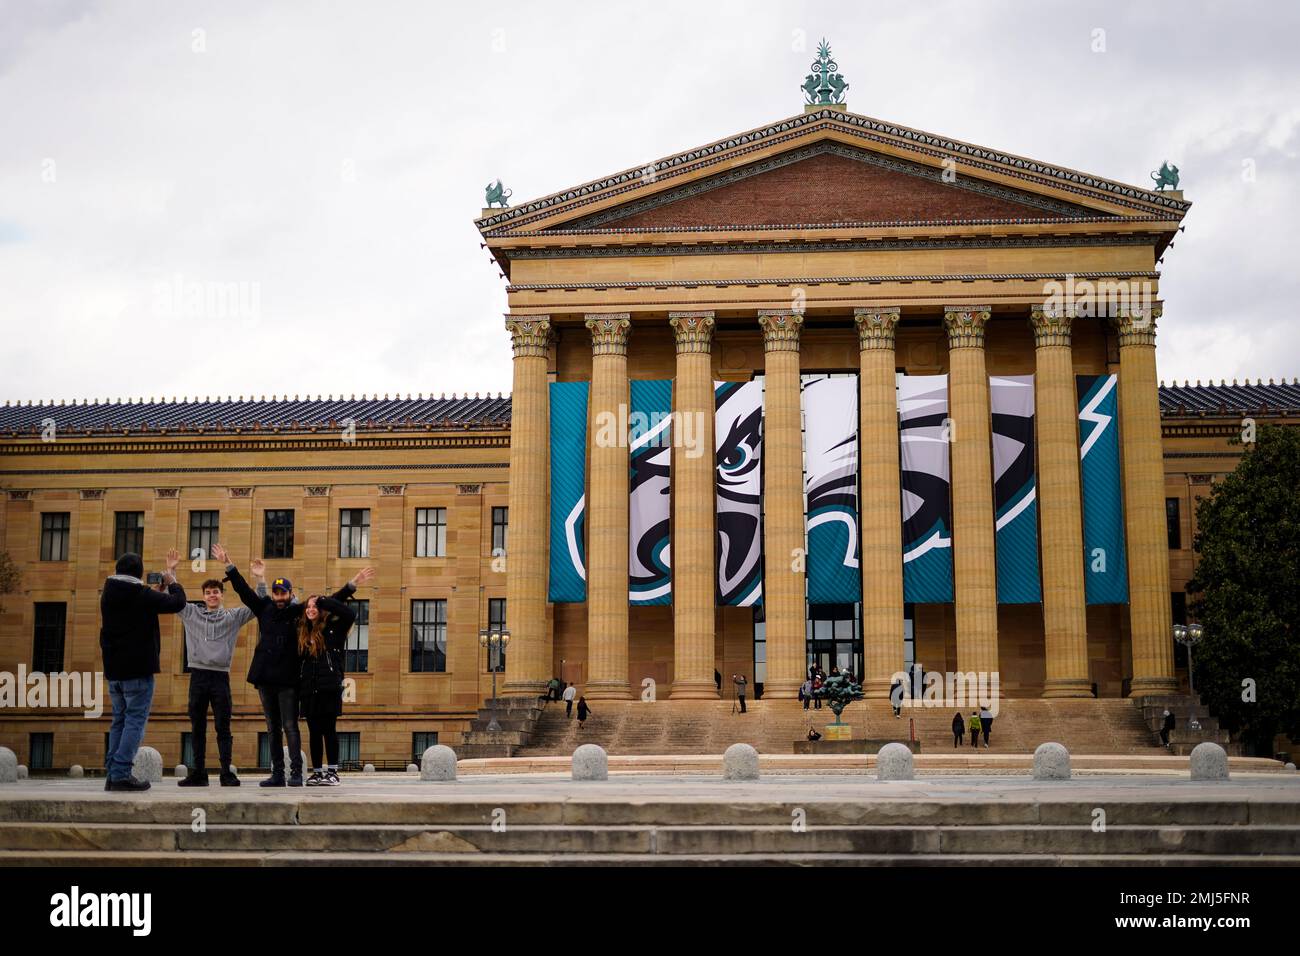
[
  {"xmin": 806, "ymin": 726, "xmax": 822, "ymax": 742},
  {"xmin": 1160, "ymin": 709, "xmax": 1175, "ymax": 747},
  {"xmin": 714, "ymin": 669, "xmax": 722, "ymax": 692},
  {"xmin": 979, "ymin": 705, "xmax": 993, "ymax": 748},
  {"xmin": 968, "ymin": 711, "xmax": 981, "ymax": 748},
  {"xmin": 563, "ymin": 682, "xmax": 577, "ymax": 717},
  {"xmin": 890, "ymin": 679, "xmax": 904, "ymax": 718},
  {"xmin": 732, "ymin": 674, "xmax": 748, "ymax": 713},
  {"xmin": 951, "ymin": 711, "xmax": 965, "ymax": 748},
  {"xmin": 800, "ymin": 678, "xmax": 812, "ymax": 711},
  {"xmin": 576, "ymin": 696, "xmax": 592, "ymax": 728},
  {"xmin": 547, "ymin": 676, "xmax": 561, "ymax": 701},
  {"xmin": 812, "ymin": 673, "xmax": 824, "ymax": 709}
]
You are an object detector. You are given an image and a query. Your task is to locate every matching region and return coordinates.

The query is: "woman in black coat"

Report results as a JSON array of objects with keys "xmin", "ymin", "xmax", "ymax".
[
  {"xmin": 951, "ymin": 711, "xmax": 965, "ymax": 749},
  {"xmin": 297, "ymin": 580, "xmax": 369, "ymax": 786}
]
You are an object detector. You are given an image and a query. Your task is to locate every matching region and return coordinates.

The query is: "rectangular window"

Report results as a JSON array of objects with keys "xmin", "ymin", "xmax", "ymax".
[
  {"xmin": 113, "ymin": 511, "xmax": 145, "ymax": 559},
  {"xmin": 263, "ymin": 509, "xmax": 295, "ymax": 559},
  {"xmin": 33, "ymin": 602, "xmax": 67, "ymax": 672},
  {"xmin": 410, "ymin": 599, "xmax": 447, "ymax": 672},
  {"xmin": 338, "ymin": 732, "xmax": 361, "ymax": 768},
  {"xmin": 411, "ymin": 732, "xmax": 439, "ymax": 764},
  {"xmin": 491, "ymin": 507, "xmax": 508, "ymax": 555},
  {"xmin": 339, "ymin": 508, "xmax": 370, "ymax": 558},
  {"xmin": 29, "ymin": 733, "xmax": 53, "ymax": 770},
  {"xmin": 189, "ymin": 510, "xmax": 220, "ymax": 559},
  {"xmin": 415, "ymin": 507, "xmax": 447, "ymax": 558},
  {"xmin": 487, "ymin": 597, "xmax": 507, "ymax": 672},
  {"xmin": 345, "ymin": 598, "xmax": 369, "ymax": 673},
  {"xmin": 1166, "ymin": 498, "xmax": 1182, "ymax": 550},
  {"xmin": 181, "ymin": 732, "xmax": 194, "ymax": 768},
  {"xmin": 39, "ymin": 512, "xmax": 70, "ymax": 561}
]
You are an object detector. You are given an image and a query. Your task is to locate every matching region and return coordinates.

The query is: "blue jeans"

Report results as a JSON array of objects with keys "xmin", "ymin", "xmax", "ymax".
[{"xmin": 106, "ymin": 676, "xmax": 156, "ymax": 781}]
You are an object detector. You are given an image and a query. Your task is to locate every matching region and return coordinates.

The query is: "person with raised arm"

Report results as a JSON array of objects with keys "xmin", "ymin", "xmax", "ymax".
[{"xmin": 211, "ymin": 542, "xmax": 362, "ymax": 787}]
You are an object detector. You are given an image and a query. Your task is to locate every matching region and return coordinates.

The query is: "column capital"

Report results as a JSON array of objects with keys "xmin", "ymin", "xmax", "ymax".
[
  {"xmin": 503, "ymin": 315, "xmax": 553, "ymax": 358},
  {"xmin": 585, "ymin": 313, "xmax": 632, "ymax": 356},
  {"xmin": 668, "ymin": 311, "xmax": 716, "ymax": 354},
  {"xmin": 1111, "ymin": 302, "xmax": 1162, "ymax": 347},
  {"xmin": 1029, "ymin": 307, "xmax": 1076, "ymax": 348},
  {"xmin": 853, "ymin": 306, "xmax": 901, "ymax": 351},
  {"xmin": 943, "ymin": 305, "xmax": 991, "ymax": 349},
  {"xmin": 758, "ymin": 310, "xmax": 803, "ymax": 352}
]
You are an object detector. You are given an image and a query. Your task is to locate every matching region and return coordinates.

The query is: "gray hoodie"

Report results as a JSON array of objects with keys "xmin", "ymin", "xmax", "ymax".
[{"xmin": 179, "ymin": 601, "xmax": 256, "ymax": 673}]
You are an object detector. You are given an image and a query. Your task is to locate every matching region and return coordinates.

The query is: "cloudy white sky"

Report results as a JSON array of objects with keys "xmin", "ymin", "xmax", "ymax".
[{"xmin": 1, "ymin": 0, "xmax": 1297, "ymax": 404}]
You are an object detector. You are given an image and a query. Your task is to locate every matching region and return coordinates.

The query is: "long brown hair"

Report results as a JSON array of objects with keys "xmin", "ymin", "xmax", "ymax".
[{"xmin": 298, "ymin": 596, "xmax": 330, "ymax": 657}]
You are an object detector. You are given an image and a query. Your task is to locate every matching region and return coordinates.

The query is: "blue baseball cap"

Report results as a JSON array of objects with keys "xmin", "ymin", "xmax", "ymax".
[{"xmin": 270, "ymin": 576, "xmax": 293, "ymax": 592}]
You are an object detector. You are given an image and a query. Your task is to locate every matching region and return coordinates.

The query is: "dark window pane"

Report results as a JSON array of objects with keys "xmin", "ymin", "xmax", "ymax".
[
  {"xmin": 114, "ymin": 511, "xmax": 145, "ymax": 559},
  {"xmin": 410, "ymin": 599, "xmax": 447, "ymax": 672},
  {"xmin": 33, "ymin": 602, "xmax": 67, "ymax": 672},
  {"xmin": 492, "ymin": 507, "xmax": 508, "ymax": 554},
  {"xmin": 415, "ymin": 508, "xmax": 446, "ymax": 558},
  {"xmin": 263, "ymin": 509, "xmax": 295, "ymax": 559},
  {"xmin": 40, "ymin": 512, "xmax": 70, "ymax": 561},
  {"xmin": 340, "ymin": 509, "xmax": 370, "ymax": 558},
  {"xmin": 345, "ymin": 599, "xmax": 369, "ymax": 673},
  {"xmin": 487, "ymin": 597, "xmax": 507, "ymax": 672},
  {"xmin": 30, "ymin": 733, "xmax": 53, "ymax": 770},
  {"xmin": 188, "ymin": 511, "xmax": 220, "ymax": 559},
  {"xmin": 1166, "ymin": 498, "xmax": 1181, "ymax": 550},
  {"xmin": 411, "ymin": 731, "xmax": 439, "ymax": 764}
]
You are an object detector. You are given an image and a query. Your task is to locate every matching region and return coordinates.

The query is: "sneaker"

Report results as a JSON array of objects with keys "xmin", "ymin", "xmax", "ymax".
[
  {"xmin": 259, "ymin": 770, "xmax": 286, "ymax": 788},
  {"xmin": 305, "ymin": 771, "xmax": 324, "ymax": 787},
  {"xmin": 107, "ymin": 776, "xmax": 151, "ymax": 792},
  {"xmin": 177, "ymin": 771, "xmax": 209, "ymax": 787},
  {"xmin": 287, "ymin": 771, "xmax": 304, "ymax": 788},
  {"xmin": 323, "ymin": 769, "xmax": 340, "ymax": 786},
  {"xmin": 219, "ymin": 769, "xmax": 240, "ymax": 787}
]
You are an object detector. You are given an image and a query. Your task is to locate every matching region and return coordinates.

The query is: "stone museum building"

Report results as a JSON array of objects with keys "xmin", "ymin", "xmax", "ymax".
[{"xmin": 2, "ymin": 60, "xmax": 1298, "ymax": 768}]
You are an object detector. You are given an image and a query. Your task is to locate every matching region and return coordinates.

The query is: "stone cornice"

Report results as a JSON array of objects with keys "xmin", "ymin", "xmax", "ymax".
[
  {"xmin": 668, "ymin": 312, "xmax": 716, "ymax": 354},
  {"xmin": 1112, "ymin": 303, "xmax": 1162, "ymax": 347},
  {"xmin": 1029, "ymin": 307, "xmax": 1076, "ymax": 348},
  {"xmin": 504, "ymin": 315, "xmax": 553, "ymax": 357},
  {"xmin": 0, "ymin": 433, "xmax": 511, "ymax": 458},
  {"xmin": 507, "ymin": 270, "xmax": 1159, "ymax": 293},
  {"xmin": 758, "ymin": 311, "xmax": 804, "ymax": 352},
  {"xmin": 943, "ymin": 305, "xmax": 992, "ymax": 349},
  {"xmin": 853, "ymin": 307, "xmax": 900, "ymax": 351},
  {"xmin": 585, "ymin": 313, "xmax": 632, "ymax": 356},
  {"xmin": 0, "ymin": 461, "xmax": 510, "ymax": 480}
]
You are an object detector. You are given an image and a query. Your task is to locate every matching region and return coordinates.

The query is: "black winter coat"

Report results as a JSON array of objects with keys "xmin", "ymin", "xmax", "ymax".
[
  {"xmin": 99, "ymin": 576, "xmax": 187, "ymax": 681},
  {"xmin": 298, "ymin": 596, "xmax": 357, "ymax": 704},
  {"xmin": 227, "ymin": 565, "xmax": 353, "ymax": 688}
]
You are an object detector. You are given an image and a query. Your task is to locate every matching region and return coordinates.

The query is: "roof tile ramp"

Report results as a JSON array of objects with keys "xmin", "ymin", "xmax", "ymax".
[
  {"xmin": 1159, "ymin": 379, "xmax": 1300, "ymax": 415},
  {"xmin": 514, "ymin": 698, "xmax": 1160, "ymax": 757}
]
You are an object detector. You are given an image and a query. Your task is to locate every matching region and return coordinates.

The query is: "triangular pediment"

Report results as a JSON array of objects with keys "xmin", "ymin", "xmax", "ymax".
[{"xmin": 477, "ymin": 108, "xmax": 1189, "ymax": 238}]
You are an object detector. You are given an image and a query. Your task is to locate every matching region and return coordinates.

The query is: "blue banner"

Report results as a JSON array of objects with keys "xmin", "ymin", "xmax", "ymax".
[
  {"xmin": 991, "ymin": 375, "xmax": 1042, "ymax": 604},
  {"xmin": 629, "ymin": 379, "xmax": 672, "ymax": 605},
  {"xmin": 898, "ymin": 375, "xmax": 954, "ymax": 603},
  {"xmin": 1077, "ymin": 374, "xmax": 1129, "ymax": 604},
  {"xmin": 548, "ymin": 381, "xmax": 588, "ymax": 603}
]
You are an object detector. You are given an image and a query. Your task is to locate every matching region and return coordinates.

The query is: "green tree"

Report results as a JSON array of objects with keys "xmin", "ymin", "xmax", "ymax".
[
  {"xmin": 0, "ymin": 550, "xmax": 19, "ymax": 613},
  {"xmin": 1187, "ymin": 425, "xmax": 1300, "ymax": 757}
]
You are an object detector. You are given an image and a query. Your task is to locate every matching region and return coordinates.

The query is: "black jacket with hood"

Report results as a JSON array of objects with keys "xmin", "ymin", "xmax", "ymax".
[
  {"xmin": 298, "ymin": 595, "xmax": 357, "ymax": 701},
  {"xmin": 99, "ymin": 574, "xmax": 187, "ymax": 681}
]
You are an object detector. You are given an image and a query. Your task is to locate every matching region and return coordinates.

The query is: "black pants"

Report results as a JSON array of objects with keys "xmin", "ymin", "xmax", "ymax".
[
  {"xmin": 803, "ymin": 696, "xmax": 810, "ymax": 710},
  {"xmin": 737, "ymin": 694, "xmax": 747, "ymax": 713},
  {"xmin": 565, "ymin": 699, "xmax": 573, "ymax": 717},
  {"xmin": 970, "ymin": 729, "xmax": 979, "ymax": 747},
  {"xmin": 953, "ymin": 732, "xmax": 962, "ymax": 748},
  {"xmin": 257, "ymin": 685, "xmax": 302, "ymax": 773},
  {"xmin": 982, "ymin": 720, "xmax": 992, "ymax": 745},
  {"xmin": 188, "ymin": 669, "xmax": 233, "ymax": 772},
  {"xmin": 307, "ymin": 712, "xmax": 339, "ymax": 768}
]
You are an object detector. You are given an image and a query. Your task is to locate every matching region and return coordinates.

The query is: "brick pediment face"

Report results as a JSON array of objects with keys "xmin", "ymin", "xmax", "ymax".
[{"xmin": 579, "ymin": 150, "xmax": 1097, "ymax": 229}]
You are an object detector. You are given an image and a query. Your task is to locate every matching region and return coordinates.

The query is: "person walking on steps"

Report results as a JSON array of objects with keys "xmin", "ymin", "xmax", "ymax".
[
  {"xmin": 576, "ymin": 696, "xmax": 592, "ymax": 728},
  {"xmin": 547, "ymin": 676, "xmax": 561, "ymax": 702},
  {"xmin": 979, "ymin": 705, "xmax": 994, "ymax": 748},
  {"xmin": 563, "ymin": 682, "xmax": 577, "ymax": 717},
  {"xmin": 951, "ymin": 711, "xmax": 965, "ymax": 749},
  {"xmin": 968, "ymin": 711, "xmax": 982, "ymax": 748},
  {"xmin": 732, "ymin": 673, "xmax": 748, "ymax": 713},
  {"xmin": 801, "ymin": 677, "xmax": 813, "ymax": 711},
  {"xmin": 890, "ymin": 679, "xmax": 904, "ymax": 719},
  {"xmin": 1160, "ymin": 708, "xmax": 1175, "ymax": 747}
]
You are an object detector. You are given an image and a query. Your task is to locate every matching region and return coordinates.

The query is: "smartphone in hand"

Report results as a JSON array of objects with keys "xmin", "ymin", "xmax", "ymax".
[{"xmin": 146, "ymin": 572, "xmax": 163, "ymax": 586}]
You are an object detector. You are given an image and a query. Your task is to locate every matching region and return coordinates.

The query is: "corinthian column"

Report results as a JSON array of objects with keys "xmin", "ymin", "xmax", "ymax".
[
  {"xmin": 502, "ymin": 315, "xmax": 553, "ymax": 697},
  {"xmin": 758, "ymin": 310, "xmax": 804, "ymax": 699},
  {"xmin": 669, "ymin": 312, "xmax": 719, "ymax": 698},
  {"xmin": 1030, "ymin": 307, "xmax": 1092, "ymax": 697},
  {"xmin": 943, "ymin": 305, "xmax": 999, "ymax": 676},
  {"xmin": 1113, "ymin": 303, "xmax": 1177, "ymax": 696},
  {"xmin": 584, "ymin": 313, "xmax": 633, "ymax": 699},
  {"xmin": 854, "ymin": 307, "xmax": 904, "ymax": 699}
]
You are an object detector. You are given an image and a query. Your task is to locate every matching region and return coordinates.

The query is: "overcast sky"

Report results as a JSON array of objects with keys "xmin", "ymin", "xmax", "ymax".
[{"xmin": 1, "ymin": 0, "xmax": 1297, "ymax": 404}]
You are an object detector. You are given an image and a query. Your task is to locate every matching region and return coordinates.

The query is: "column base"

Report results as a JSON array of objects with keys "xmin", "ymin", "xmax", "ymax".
[
  {"xmin": 1042, "ymin": 678, "xmax": 1094, "ymax": 699},
  {"xmin": 501, "ymin": 680, "xmax": 548, "ymax": 698},
  {"xmin": 583, "ymin": 680, "xmax": 633, "ymax": 701},
  {"xmin": 1128, "ymin": 676, "xmax": 1179, "ymax": 698},
  {"xmin": 862, "ymin": 678, "xmax": 896, "ymax": 700},
  {"xmin": 761, "ymin": 678, "xmax": 802, "ymax": 700},
  {"xmin": 670, "ymin": 679, "xmax": 720, "ymax": 700}
]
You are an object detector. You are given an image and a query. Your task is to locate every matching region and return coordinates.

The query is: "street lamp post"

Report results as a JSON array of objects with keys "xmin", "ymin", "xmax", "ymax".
[
  {"xmin": 479, "ymin": 627, "xmax": 511, "ymax": 732},
  {"xmin": 1173, "ymin": 623, "xmax": 1204, "ymax": 695}
]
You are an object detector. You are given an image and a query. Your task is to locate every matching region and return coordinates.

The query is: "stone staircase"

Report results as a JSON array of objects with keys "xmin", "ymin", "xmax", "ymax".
[
  {"xmin": 1137, "ymin": 694, "xmax": 1242, "ymax": 756},
  {"xmin": 514, "ymin": 698, "xmax": 1161, "ymax": 756},
  {"xmin": 450, "ymin": 697, "xmax": 548, "ymax": 759},
  {"xmin": 1, "ymin": 791, "xmax": 1295, "ymax": 865}
]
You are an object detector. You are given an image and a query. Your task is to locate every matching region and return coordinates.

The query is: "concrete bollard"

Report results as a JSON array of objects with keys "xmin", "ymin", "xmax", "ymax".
[
  {"xmin": 406, "ymin": 763, "xmax": 419, "ymax": 774},
  {"xmin": 363, "ymin": 763, "xmax": 376, "ymax": 774},
  {"xmin": 877, "ymin": 742, "xmax": 914, "ymax": 781},
  {"xmin": 420, "ymin": 745, "xmax": 457, "ymax": 782},
  {"xmin": 1286, "ymin": 762, "xmax": 1297, "ymax": 773},
  {"xmin": 0, "ymin": 747, "xmax": 16, "ymax": 783},
  {"xmin": 174, "ymin": 764, "xmax": 188, "ymax": 778},
  {"xmin": 1190, "ymin": 742, "xmax": 1229, "ymax": 780},
  {"xmin": 16, "ymin": 765, "xmax": 28, "ymax": 780},
  {"xmin": 572, "ymin": 744, "xmax": 608, "ymax": 781},
  {"xmin": 68, "ymin": 764, "xmax": 84, "ymax": 778},
  {"xmin": 1033, "ymin": 742, "xmax": 1071, "ymax": 780},
  {"xmin": 132, "ymin": 747, "xmax": 163, "ymax": 783},
  {"xmin": 723, "ymin": 743, "xmax": 760, "ymax": 781}
]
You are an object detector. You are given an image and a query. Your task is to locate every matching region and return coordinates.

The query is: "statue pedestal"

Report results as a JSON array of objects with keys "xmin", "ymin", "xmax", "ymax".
[
  {"xmin": 824, "ymin": 724, "xmax": 851, "ymax": 741},
  {"xmin": 792, "ymin": 738, "xmax": 922, "ymax": 755}
]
